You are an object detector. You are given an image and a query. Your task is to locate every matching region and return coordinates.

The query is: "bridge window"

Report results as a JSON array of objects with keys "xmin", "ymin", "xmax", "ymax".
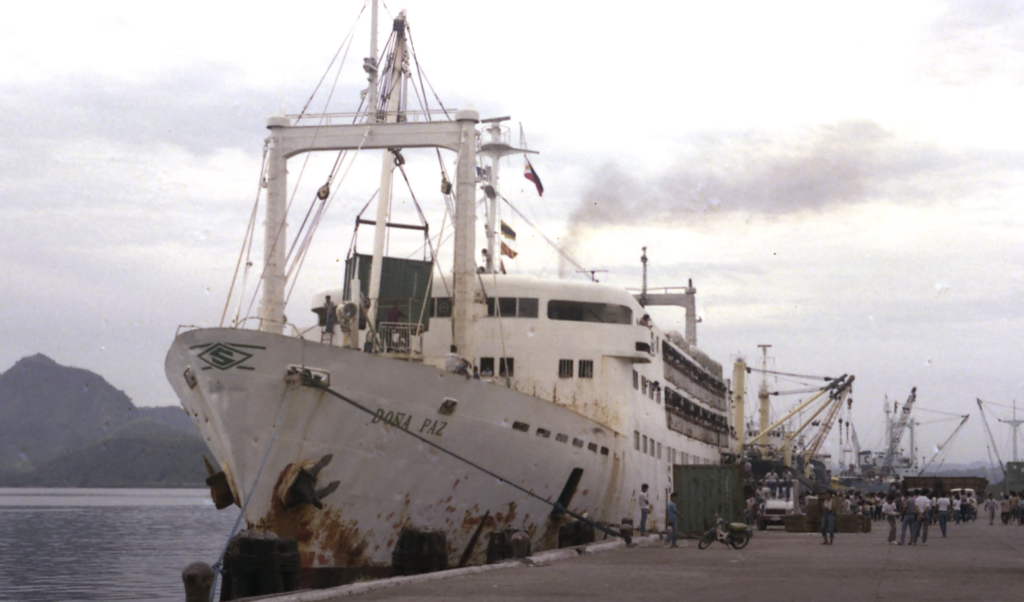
[
  {"xmin": 579, "ymin": 360, "xmax": 594, "ymax": 379},
  {"xmin": 558, "ymin": 359, "xmax": 574, "ymax": 378},
  {"xmin": 518, "ymin": 298, "xmax": 539, "ymax": 317},
  {"xmin": 547, "ymin": 300, "xmax": 632, "ymax": 325}
]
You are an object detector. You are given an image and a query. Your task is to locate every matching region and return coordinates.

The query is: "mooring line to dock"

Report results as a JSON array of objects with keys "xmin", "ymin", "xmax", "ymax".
[
  {"xmin": 303, "ymin": 374, "xmax": 623, "ymax": 539},
  {"xmin": 208, "ymin": 381, "xmax": 297, "ymax": 602}
]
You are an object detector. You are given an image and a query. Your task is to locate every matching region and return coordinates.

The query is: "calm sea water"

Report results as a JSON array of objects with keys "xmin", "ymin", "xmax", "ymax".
[{"xmin": 0, "ymin": 488, "xmax": 238, "ymax": 601}]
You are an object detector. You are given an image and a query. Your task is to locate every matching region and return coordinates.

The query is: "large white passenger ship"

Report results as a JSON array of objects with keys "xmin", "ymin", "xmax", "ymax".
[{"xmin": 165, "ymin": 3, "xmax": 729, "ymax": 586}]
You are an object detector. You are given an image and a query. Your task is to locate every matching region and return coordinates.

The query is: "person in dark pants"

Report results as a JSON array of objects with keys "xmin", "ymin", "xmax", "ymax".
[
  {"xmin": 821, "ymin": 491, "xmax": 835, "ymax": 545},
  {"xmin": 936, "ymin": 492, "xmax": 951, "ymax": 537},
  {"xmin": 665, "ymin": 492, "xmax": 683, "ymax": 548}
]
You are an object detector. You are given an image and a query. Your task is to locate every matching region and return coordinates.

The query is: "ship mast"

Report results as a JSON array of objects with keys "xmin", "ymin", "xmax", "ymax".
[
  {"xmin": 478, "ymin": 118, "xmax": 536, "ymax": 274},
  {"xmin": 258, "ymin": 1, "xmax": 480, "ymax": 353},
  {"xmin": 757, "ymin": 344, "xmax": 772, "ymax": 439},
  {"xmin": 366, "ymin": 10, "xmax": 408, "ymax": 340}
]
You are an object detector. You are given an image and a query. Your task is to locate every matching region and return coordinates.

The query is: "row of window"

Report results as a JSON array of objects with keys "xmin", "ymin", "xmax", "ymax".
[
  {"xmin": 429, "ymin": 297, "xmax": 634, "ymax": 325},
  {"xmin": 662, "ymin": 341, "xmax": 727, "ymax": 395},
  {"xmin": 512, "ymin": 421, "xmax": 610, "ymax": 456},
  {"xmin": 665, "ymin": 391, "xmax": 730, "ymax": 435},
  {"xmin": 632, "ymin": 430, "xmax": 711, "ymax": 465},
  {"xmin": 632, "ymin": 370, "xmax": 662, "ymax": 403},
  {"xmin": 477, "ymin": 357, "xmax": 600, "ymax": 379},
  {"xmin": 558, "ymin": 359, "xmax": 594, "ymax": 379}
]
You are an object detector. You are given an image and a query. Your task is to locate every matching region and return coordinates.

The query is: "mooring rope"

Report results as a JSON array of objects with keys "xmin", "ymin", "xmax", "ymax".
[
  {"xmin": 301, "ymin": 374, "xmax": 622, "ymax": 539},
  {"xmin": 208, "ymin": 382, "xmax": 296, "ymax": 602}
]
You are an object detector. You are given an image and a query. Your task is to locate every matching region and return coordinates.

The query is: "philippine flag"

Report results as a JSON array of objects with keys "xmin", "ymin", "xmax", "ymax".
[{"xmin": 524, "ymin": 159, "xmax": 544, "ymax": 197}]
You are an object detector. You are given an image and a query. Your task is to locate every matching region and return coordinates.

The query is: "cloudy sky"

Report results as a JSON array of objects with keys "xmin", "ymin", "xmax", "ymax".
[{"xmin": 2, "ymin": 1, "xmax": 1022, "ymax": 469}]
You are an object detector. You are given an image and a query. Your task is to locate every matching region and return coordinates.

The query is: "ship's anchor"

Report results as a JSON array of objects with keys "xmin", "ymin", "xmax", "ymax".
[{"xmin": 285, "ymin": 454, "xmax": 340, "ymax": 509}]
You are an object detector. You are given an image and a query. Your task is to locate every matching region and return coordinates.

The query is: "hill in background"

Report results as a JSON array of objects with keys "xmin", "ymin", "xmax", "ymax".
[{"xmin": 0, "ymin": 354, "xmax": 211, "ymax": 487}]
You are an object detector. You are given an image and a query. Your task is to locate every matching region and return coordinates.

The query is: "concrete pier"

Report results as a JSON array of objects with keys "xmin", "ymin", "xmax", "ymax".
[{"xmin": 318, "ymin": 518, "xmax": 1023, "ymax": 602}]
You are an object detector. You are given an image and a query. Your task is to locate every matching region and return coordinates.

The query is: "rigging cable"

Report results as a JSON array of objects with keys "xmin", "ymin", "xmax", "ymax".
[
  {"xmin": 406, "ymin": 27, "xmax": 451, "ymax": 119},
  {"xmin": 244, "ymin": 20, "xmax": 367, "ymax": 325},
  {"xmin": 295, "ymin": 0, "xmax": 368, "ymax": 121},
  {"xmin": 284, "ymin": 130, "xmax": 372, "ymax": 305},
  {"xmin": 500, "ymin": 195, "xmax": 593, "ymax": 279},
  {"xmin": 746, "ymin": 366, "xmax": 834, "ymax": 381},
  {"xmin": 301, "ymin": 375, "xmax": 622, "ymax": 539},
  {"xmin": 221, "ymin": 142, "xmax": 269, "ymax": 327}
]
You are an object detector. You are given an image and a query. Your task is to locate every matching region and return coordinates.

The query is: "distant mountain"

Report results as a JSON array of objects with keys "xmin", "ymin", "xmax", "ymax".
[
  {"xmin": 0, "ymin": 420, "xmax": 211, "ymax": 487},
  {"xmin": 0, "ymin": 354, "xmax": 209, "ymax": 486}
]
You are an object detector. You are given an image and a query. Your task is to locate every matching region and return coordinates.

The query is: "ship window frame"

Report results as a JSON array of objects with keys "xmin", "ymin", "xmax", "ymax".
[
  {"xmin": 518, "ymin": 297, "xmax": 539, "ymax": 318},
  {"xmin": 435, "ymin": 297, "xmax": 453, "ymax": 318},
  {"xmin": 587, "ymin": 442, "xmax": 598, "ymax": 452},
  {"xmin": 600, "ymin": 446, "xmax": 609, "ymax": 456},
  {"xmin": 499, "ymin": 357, "xmax": 514, "ymax": 377},
  {"xmin": 536, "ymin": 428, "xmax": 551, "ymax": 438},
  {"xmin": 572, "ymin": 437, "xmax": 585, "ymax": 448},
  {"xmin": 634, "ymin": 431, "xmax": 640, "ymax": 451},
  {"xmin": 547, "ymin": 299, "xmax": 633, "ymax": 325},
  {"xmin": 479, "ymin": 357, "xmax": 495, "ymax": 377},
  {"xmin": 642, "ymin": 435, "xmax": 648, "ymax": 454},
  {"xmin": 556, "ymin": 433, "xmax": 569, "ymax": 443},
  {"xmin": 512, "ymin": 421, "xmax": 530, "ymax": 432},
  {"xmin": 558, "ymin": 359, "xmax": 574, "ymax": 378},
  {"xmin": 657, "ymin": 442, "xmax": 662, "ymax": 460},
  {"xmin": 633, "ymin": 370, "xmax": 638, "ymax": 389},
  {"xmin": 578, "ymin": 359, "xmax": 594, "ymax": 379}
]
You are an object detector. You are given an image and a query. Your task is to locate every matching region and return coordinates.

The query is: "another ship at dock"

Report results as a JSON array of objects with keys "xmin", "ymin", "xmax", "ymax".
[{"xmin": 165, "ymin": 4, "xmax": 730, "ymax": 587}]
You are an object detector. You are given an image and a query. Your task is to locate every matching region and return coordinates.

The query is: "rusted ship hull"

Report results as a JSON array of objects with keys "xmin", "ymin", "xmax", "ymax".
[{"xmin": 166, "ymin": 327, "xmax": 649, "ymax": 583}]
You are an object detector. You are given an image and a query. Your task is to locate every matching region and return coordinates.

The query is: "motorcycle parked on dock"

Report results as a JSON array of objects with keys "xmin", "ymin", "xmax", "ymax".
[{"xmin": 698, "ymin": 514, "xmax": 751, "ymax": 550}]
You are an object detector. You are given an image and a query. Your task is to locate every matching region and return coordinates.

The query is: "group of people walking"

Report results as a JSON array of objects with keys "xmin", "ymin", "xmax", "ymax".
[
  {"xmin": 988, "ymin": 492, "xmax": 1024, "ymax": 525},
  {"xmin": 878, "ymin": 489, "xmax": 977, "ymax": 545}
]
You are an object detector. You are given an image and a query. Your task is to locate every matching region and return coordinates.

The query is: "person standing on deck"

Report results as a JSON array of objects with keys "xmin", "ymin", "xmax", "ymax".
[
  {"xmin": 999, "ymin": 494, "xmax": 1011, "ymax": 524},
  {"xmin": 936, "ymin": 492, "xmax": 951, "ymax": 538},
  {"xmin": 323, "ymin": 295, "xmax": 337, "ymax": 333},
  {"xmin": 638, "ymin": 484, "xmax": 651, "ymax": 536},
  {"xmin": 952, "ymin": 494, "xmax": 962, "ymax": 524},
  {"xmin": 665, "ymin": 492, "xmax": 683, "ymax": 548},
  {"xmin": 882, "ymin": 493, "xmax": 899, "ymax": 544},
  {"xmin": 821, "ymin": 491, "xmax": 836, "ymax": 545}
]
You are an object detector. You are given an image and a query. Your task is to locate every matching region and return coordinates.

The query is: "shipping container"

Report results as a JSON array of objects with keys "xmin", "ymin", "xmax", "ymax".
[{"xmin": 672, "ymin": 464, "xmax": 745, "ymax": 535}]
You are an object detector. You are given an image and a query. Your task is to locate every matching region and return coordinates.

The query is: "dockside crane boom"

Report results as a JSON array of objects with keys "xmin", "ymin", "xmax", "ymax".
[
  {"xmin": 880, "ymin": 388, "xmax": 916, "ymax": 476},
  {"xmin": 977, "ymin": 398, "xmax": 1008, "ymax": 485},
  {"xmin": 917, "ymin": 414, "xmax": 969, "ymax": 476},
  {"xmin": 802, "ymin": 379, "xmax": 854, "ymax": 476}
]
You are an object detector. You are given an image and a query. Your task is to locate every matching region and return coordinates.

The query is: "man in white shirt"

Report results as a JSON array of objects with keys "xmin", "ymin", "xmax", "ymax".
[
  {"xmin": 765, "ymin": 469, "xmax": 779, "ymax": 499},
  {"xmin": 638, "ymin": 484, "xmax": 651, "ymax": 536},
  {"xmin": 913, "ymin": 489, "xmax": 931, "ymax": 545},
  {"xmin": 882, "ymin": 493, "xmax": 899, "ymax": 544},
  {"xmin": 936, "ymin": 493, "xmax": 952, "ymax": 537}
]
